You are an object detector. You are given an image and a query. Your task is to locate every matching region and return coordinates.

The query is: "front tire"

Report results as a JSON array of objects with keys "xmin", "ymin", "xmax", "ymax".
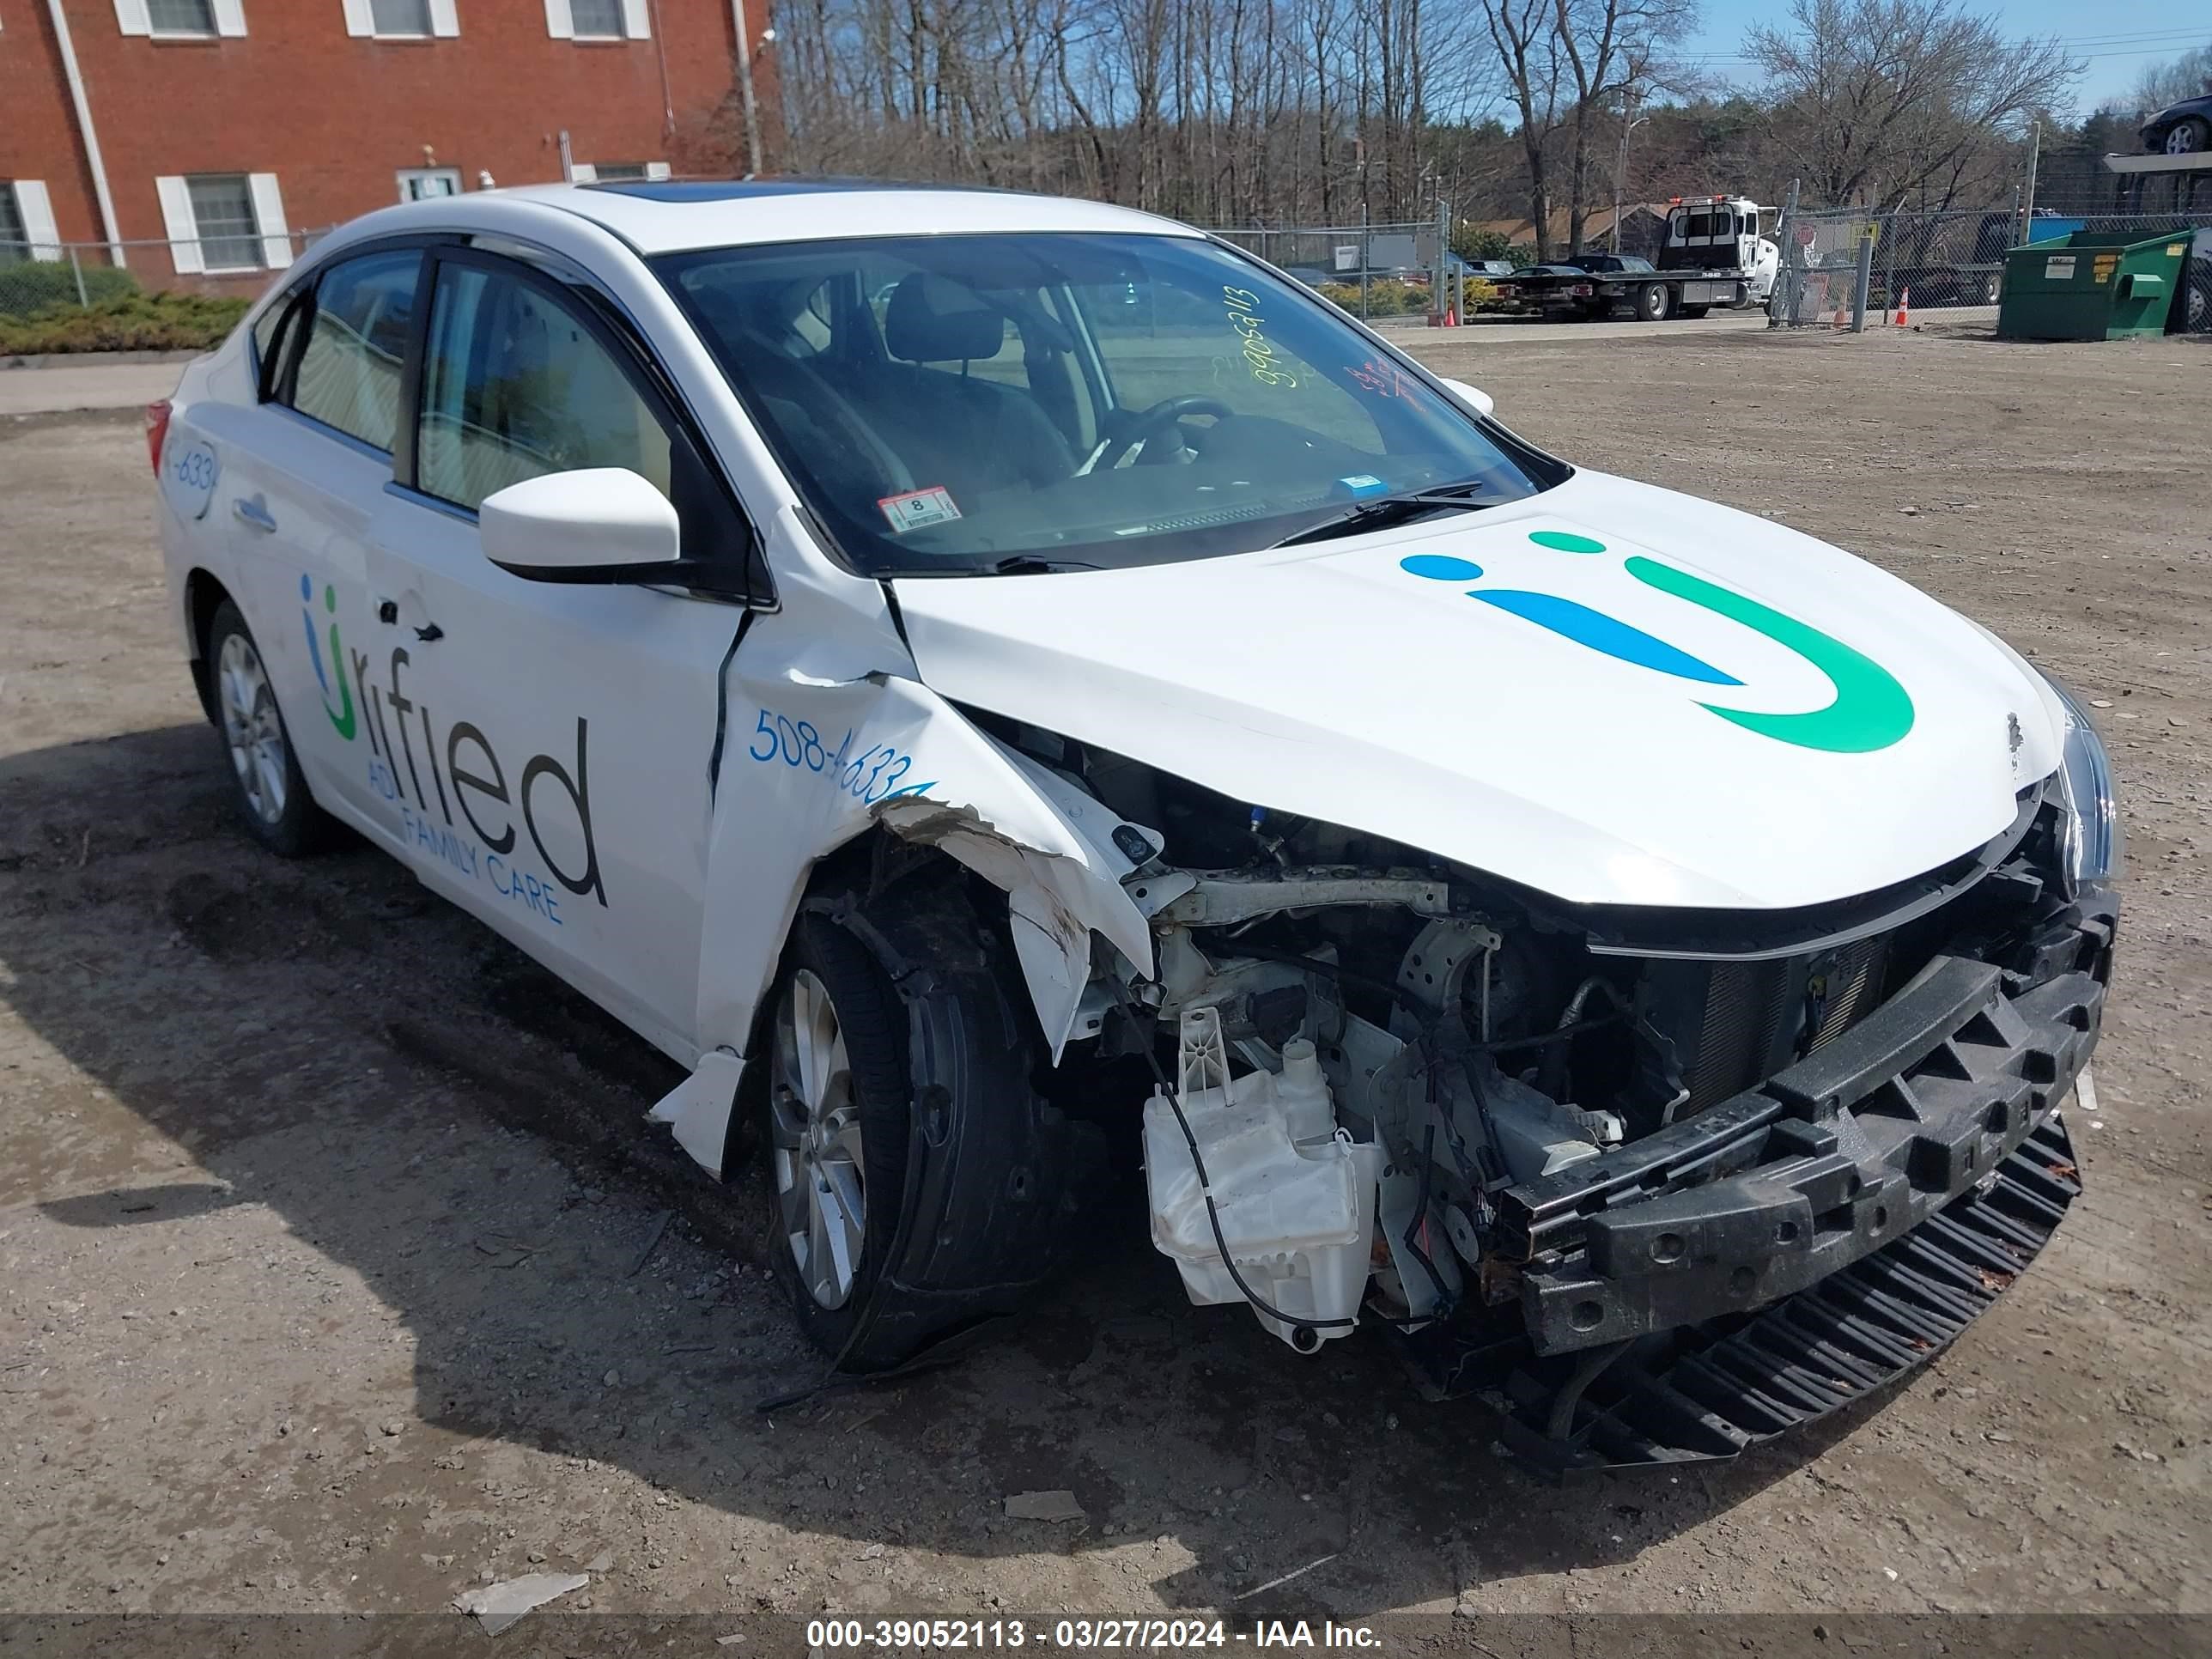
[
  {"xmin": 205, "ymin": 599, "xmax": 325, "ymax": 857},
  {"xmin": 2163, "ymin": 118, "xmax": 2209, "ymax": 155},
  {"xmin": 760, "ymin": 874, "xmax": 1088, "ymax": 1371}
]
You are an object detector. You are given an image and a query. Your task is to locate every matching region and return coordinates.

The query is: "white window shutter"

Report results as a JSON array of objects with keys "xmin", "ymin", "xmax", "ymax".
[
  {"xmin": 249, "ymin": 174, "xmax": 292, "ymax": 270},
  {"xmin": 543, "ymin": 0, "xmax": 572, "ymax": 38},
  {"xmin": 644, "ymin": 161, "xmax": 672, "ymax": 181},
  {"xmin": 212, "ymin": 0, "xmax": 247, "ymax": 35},
  {"xmin": 341, "ymin": 0, "xmax": 374, "ymax": 33},
  {"xmin": 428, "ymin": 0, "xmax": 459, "ymax": 34},
  {"xmin": 619, "ymin": 0, "xmax": 649, "ymax": 37},
  {"xmin": 156, "ymin": 176, "xmax": 204, "ymax": 275},
  {"xmin": 114, "ymin": 0, "xmax": 152, "ymax": 35},
  {"xmin": 568, "ymin": 163, "xmax": 598, "ymax": 183},
  {"xmin": 14, "ymin": 181, "xmax": 62, "ymax": 261}
]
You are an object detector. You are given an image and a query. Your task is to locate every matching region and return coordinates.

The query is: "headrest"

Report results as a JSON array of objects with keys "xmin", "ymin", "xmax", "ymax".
[{"xmin": 884, "ymin": 275, "xmax": 1005, "ymax": 363}]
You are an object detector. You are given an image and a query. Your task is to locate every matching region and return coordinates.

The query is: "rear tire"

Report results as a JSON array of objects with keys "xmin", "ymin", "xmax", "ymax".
[
  {"xmin": 1678, "ymin": 303, "xmax": 1711, "ymax": 320},
  {"xmin": 204, "ymin": 599, "xmax": 326, "ymax": 857},
  {"xmin": 1637, "ymin": 283, "xmax": 1674, "ymax": 322},
  {"xmin": 2162, "ymin": 117, "xmax": 2209, "ymax": 155}
]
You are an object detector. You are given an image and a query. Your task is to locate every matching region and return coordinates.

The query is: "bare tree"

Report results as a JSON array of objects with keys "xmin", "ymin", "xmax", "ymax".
[
  {"xmin": 1551, "ymin": 0, "xmax": 1692, "ymax": 252},
  {"xmin": 2124, "ymin": 40, "xmax": 2212, "ymax": 117},
  {"xmin": 1476, "ymin": 0, "xmax": 1566, "ymax": 257},
  {"xmin": 1745, "ymin": 0, "xmax": 2081, "ymax": 208}
]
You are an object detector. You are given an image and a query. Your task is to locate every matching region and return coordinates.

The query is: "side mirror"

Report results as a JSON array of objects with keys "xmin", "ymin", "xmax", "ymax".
[
  {"xmin": 1438, "ymin": 376, "xmax": 1496, "ymax": 419},
  {"xmin": 480, "ymin": 467, "xmax": 681, "ymax": 582}
]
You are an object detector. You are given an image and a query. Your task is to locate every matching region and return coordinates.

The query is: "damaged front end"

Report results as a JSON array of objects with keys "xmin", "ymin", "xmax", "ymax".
[{"xmin": 983, "ymin": 714, "xmax": 2117, "ymax": 1472}]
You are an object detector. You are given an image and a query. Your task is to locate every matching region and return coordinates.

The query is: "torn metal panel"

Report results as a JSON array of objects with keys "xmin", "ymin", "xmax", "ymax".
[{"xmin": 685, "ymin": 662, "xmax": 1156, "ymax": 1173}]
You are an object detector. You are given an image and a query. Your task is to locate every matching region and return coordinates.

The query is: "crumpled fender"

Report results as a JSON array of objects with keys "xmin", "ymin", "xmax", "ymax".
[{"xmin": 653, "ymin": 628, "xmax": 1155, "ymax": 1176}]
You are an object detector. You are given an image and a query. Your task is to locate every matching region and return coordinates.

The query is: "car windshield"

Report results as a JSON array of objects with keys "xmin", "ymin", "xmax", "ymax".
[{"xmin": 654, "ymin": 232, "xmax": 1560, "ymax": 576}]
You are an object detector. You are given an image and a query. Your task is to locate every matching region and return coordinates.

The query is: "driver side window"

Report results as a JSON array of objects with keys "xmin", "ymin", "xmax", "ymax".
[{"xmin": 416, "ymin": 263, "xmax": 673, "ymax": 513}]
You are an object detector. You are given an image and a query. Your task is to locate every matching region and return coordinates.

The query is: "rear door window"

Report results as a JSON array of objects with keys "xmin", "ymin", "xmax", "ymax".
[{"xmin": 287, "ymin": 250, "xmax": 422, "ymax": 452}]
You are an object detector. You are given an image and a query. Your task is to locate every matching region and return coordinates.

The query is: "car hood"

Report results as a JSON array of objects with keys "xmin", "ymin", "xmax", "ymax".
[{"xmin": 890, "ymin": 470, "xmax": 2066, "ymax": 911}]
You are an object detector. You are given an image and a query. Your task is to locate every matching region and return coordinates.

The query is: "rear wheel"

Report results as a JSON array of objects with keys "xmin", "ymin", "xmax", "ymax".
[
  {"xmin": 1678, "ymin": 303, "xmax": 1711, "ymax": 320},
  {"xmin": 205, "ymin": 600, "xmax": 325, "ymax": 856},
  {"xmin": 2163, "ymin": 117, "xmax": 2209, "ymax": 155},
  {"xmin": 1637, "ymin": 283, "xmax": 1674, "ymax": 322}
]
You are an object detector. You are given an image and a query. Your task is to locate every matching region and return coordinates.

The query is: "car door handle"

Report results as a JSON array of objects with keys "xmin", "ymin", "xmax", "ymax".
[{"xmin": 232, "ymin": 495, "xmax": 277, "ymax": 533}]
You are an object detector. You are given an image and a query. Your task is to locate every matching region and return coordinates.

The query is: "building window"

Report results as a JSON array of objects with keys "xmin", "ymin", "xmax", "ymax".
[
  {"xmin": 147, "ymin": 0, "xmax": 217, "ymax": 33},
  {"xmin": 187, "ymin": 174, "xmax": 263, "ymax": 270},
  {"xmin": 568, "ymin": 0, "xmax": 623, "ymax": 37},
  {"xmin": 398, "ymin": 168, "xmax": 462, "ymax": 202},
  {"xmin": 370, "ymin": 0, "xmax": 432, "ymax": 33}
]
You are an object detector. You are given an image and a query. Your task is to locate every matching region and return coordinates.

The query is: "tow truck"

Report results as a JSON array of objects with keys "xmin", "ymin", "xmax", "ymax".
[{"xmin": 1495, "ymin": 197, "xmax": 1782, "ymax": 322}]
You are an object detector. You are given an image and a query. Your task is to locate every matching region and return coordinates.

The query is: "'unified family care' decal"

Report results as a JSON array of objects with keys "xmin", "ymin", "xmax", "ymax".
[
  {"xmin": 1401, "ymin": 531, "xmax": 1914, "ymax": 753},
  {"xmin": 301, "ymin": 575, "xmax": 603, "ymax": 924}
]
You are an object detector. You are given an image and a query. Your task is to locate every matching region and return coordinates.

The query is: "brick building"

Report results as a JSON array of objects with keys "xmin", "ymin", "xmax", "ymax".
[{"xmin": 1, "ymin": 0, "xmax": 772, "ymax": 288}]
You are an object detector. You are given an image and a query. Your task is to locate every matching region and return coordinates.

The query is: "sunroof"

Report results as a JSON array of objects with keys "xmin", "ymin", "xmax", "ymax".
[{"xmin": 583, "ymin": 179, "xmax": 921, "ymax": 202}]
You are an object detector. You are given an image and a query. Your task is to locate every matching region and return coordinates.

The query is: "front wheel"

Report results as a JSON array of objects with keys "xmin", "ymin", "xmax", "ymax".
[
  {"xmin": 205, "ymin": 599, "xmax": 326, "ymax": 856},
  {"xmin": 759, "ymin": 873, "xmax": 1091, "ymax": 1371},
  {"xmin": 2163, "ymin": 117, "xmax": 2209, "ymax": 155},
  {"xmin": 1637, "ymin": 283, "xmax": 1674, "ymax": 322}
]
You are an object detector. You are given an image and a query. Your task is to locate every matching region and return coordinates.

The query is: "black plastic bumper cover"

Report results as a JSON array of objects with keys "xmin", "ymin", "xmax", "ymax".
[{"xmin": 1500, "ymin": 934, "xmax": 2106, "ymax": 1357}]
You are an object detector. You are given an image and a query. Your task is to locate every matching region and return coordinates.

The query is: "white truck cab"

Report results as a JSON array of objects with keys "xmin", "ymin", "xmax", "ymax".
[{"xmin": 1662, "ymin": 195, "xmax": 1781, "ymax": 303}]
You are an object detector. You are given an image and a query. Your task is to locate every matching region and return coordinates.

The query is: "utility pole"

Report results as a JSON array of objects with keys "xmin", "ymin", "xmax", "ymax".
[
  {"xmin": 731, "ymin": 0, "xmax": 765, "ymax": 178},
  {"xmin": 2021, "ymin": 119, "xmax": 2042, "ymax": 239},
  {"xmin": 1611, "ymin": 87, "xmax": 1638, "ymax": 255}
]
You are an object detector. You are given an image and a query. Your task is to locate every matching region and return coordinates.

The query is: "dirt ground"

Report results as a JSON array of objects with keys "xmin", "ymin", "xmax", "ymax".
[{"xmin": 3, "ymin": 321, "xmax": 2208, "ymax": 1635}]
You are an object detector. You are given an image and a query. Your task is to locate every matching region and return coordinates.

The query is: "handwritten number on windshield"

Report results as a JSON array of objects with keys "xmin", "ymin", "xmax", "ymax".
[{"xmin": 1223, "ymin": 286, "xmax": 1298, "ymax": 388}]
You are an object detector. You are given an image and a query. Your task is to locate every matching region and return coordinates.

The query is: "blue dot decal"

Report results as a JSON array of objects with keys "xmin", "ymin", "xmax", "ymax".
[
  {"xmin": 1401, "ymin": 554, "xmax": 1485, "ymax": 582},
  {"xmin": 1470, "ymin": 589, "xmax": 1742, "ymax": 685},
  {"xmin": 300, "ymin": 573, "xmax": 313, "ymax": 601}
]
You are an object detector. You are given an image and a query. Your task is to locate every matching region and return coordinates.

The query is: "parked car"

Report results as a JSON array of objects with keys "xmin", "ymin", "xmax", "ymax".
[
  {"xmin": 154, "ymin": 179, "xmax": 2118, "ymax": 1471},
  {"xmin": 2141, "ymin": 88, "xmax": 2212, "ymax": 155}
]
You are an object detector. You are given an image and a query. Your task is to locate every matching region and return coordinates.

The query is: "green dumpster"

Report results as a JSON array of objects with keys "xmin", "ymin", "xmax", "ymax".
[{"xmin": 1996, "ymin": 229, "xmax": 2191, "ymax": 340}]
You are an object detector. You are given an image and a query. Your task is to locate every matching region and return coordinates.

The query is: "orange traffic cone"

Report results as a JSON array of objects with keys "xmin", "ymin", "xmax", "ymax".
[
  {"xmin": 1893, "ymin": 286, "xmax": 1910, "ymax": 327},
  {"xmin": 1446, "ymin": 304, "xmax": 1458, "ymax": 327}
]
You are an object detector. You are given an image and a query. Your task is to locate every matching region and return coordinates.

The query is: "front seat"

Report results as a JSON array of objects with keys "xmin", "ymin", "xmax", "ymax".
[{"xmin": 873, "ymin": 275, "xmax": 1073, "ymax": 499}]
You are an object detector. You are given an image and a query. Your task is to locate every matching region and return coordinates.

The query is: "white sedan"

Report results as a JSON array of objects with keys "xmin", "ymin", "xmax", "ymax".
[{"xmin": 156, "ymin": 181, "xmax": 2118, "ymax": 1468}]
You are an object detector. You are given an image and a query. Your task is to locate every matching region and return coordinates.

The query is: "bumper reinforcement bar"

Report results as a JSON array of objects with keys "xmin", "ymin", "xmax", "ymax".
[{"xmin": 1497, "ymin": 1112, "xmax": 2081, "ymax": 1473}]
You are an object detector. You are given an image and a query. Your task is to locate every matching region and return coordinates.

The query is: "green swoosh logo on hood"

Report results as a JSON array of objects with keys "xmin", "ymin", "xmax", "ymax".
[{"xmin": 1625, "ymin": 556, "xmax": 1914, "ymax": 753}]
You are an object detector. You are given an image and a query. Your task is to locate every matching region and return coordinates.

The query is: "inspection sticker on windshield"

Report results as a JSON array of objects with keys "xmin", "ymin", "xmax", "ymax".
[{"xmin": 879, "ymin": 486, "xmax": 963, "ymax": 532}]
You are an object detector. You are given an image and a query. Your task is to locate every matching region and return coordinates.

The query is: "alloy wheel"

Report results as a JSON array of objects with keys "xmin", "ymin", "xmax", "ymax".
[
  {"xmin": 770, "ymin": 969, "xmax": 867, "ymax": 1310},
  {"xmin": 217, "ymin": 631, "xmax": 289, "ymax": 825}
]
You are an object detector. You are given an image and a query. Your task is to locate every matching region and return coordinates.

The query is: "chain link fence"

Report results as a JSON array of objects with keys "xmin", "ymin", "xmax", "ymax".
[
  {"xmin": 1770, "ymin": 206, "xmax": 2212, "ymax": 333},
  {"xmin": 1202, "ymin": 222, "xmax": 1455, "ymax": 322},
  {"xmin": 0, "ymin": 230, "xmax": 330, "ymax": 319}
]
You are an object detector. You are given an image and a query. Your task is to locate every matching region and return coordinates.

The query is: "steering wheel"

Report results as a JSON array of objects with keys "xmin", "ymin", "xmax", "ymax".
[{"xmin": 1097, "ymin": 395, "xmax": 1236, "ymax": 468}]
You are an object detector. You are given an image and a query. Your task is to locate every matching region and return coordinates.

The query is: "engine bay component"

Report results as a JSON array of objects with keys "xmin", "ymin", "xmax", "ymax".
[{"xmin": 1142, "ymin": 1010, "xmax": 1382, "ymax": 1351}]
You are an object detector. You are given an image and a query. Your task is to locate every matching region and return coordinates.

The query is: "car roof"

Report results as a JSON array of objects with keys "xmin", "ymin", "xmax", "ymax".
[{"xmin": 492, "ymin": 179, "xmax": 1203, "ymax": 254}]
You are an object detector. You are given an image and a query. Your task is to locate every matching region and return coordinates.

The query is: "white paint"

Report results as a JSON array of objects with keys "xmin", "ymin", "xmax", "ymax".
[
  {"xmin": 12, "ymin": 180, "xmax": 61, "ymax": 261},
  {"xmin": 480, "ymin": 468, "xmax": 681, "ymax": 572},
  {"xmin": 154, "ymin": 183, "xmax": 2070, "ymax": 1197},
  {"xmin": 155, "ymin": 176, "xmax": 203, "ymax": 275}
]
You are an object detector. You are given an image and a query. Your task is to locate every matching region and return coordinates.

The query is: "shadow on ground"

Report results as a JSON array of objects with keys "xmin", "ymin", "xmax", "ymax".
[{"xmin": 0, "ymin": 721, "xmax": 1865, "ymax": 1615}]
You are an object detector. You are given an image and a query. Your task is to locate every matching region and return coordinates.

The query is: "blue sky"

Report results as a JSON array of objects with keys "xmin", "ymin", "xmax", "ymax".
[{"xmin": 1674, "ymin": 5, "xmax": 2207, "ymax": 112}]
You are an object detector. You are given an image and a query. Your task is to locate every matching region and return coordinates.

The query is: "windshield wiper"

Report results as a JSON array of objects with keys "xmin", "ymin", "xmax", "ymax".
[
  {"xmin": 1267, "ymin": 480, "xmax": 1493, "ymax": 548},
  {"xmin": 984, "ymin": 556, "xmax": 1105, "ymax": 575}
]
